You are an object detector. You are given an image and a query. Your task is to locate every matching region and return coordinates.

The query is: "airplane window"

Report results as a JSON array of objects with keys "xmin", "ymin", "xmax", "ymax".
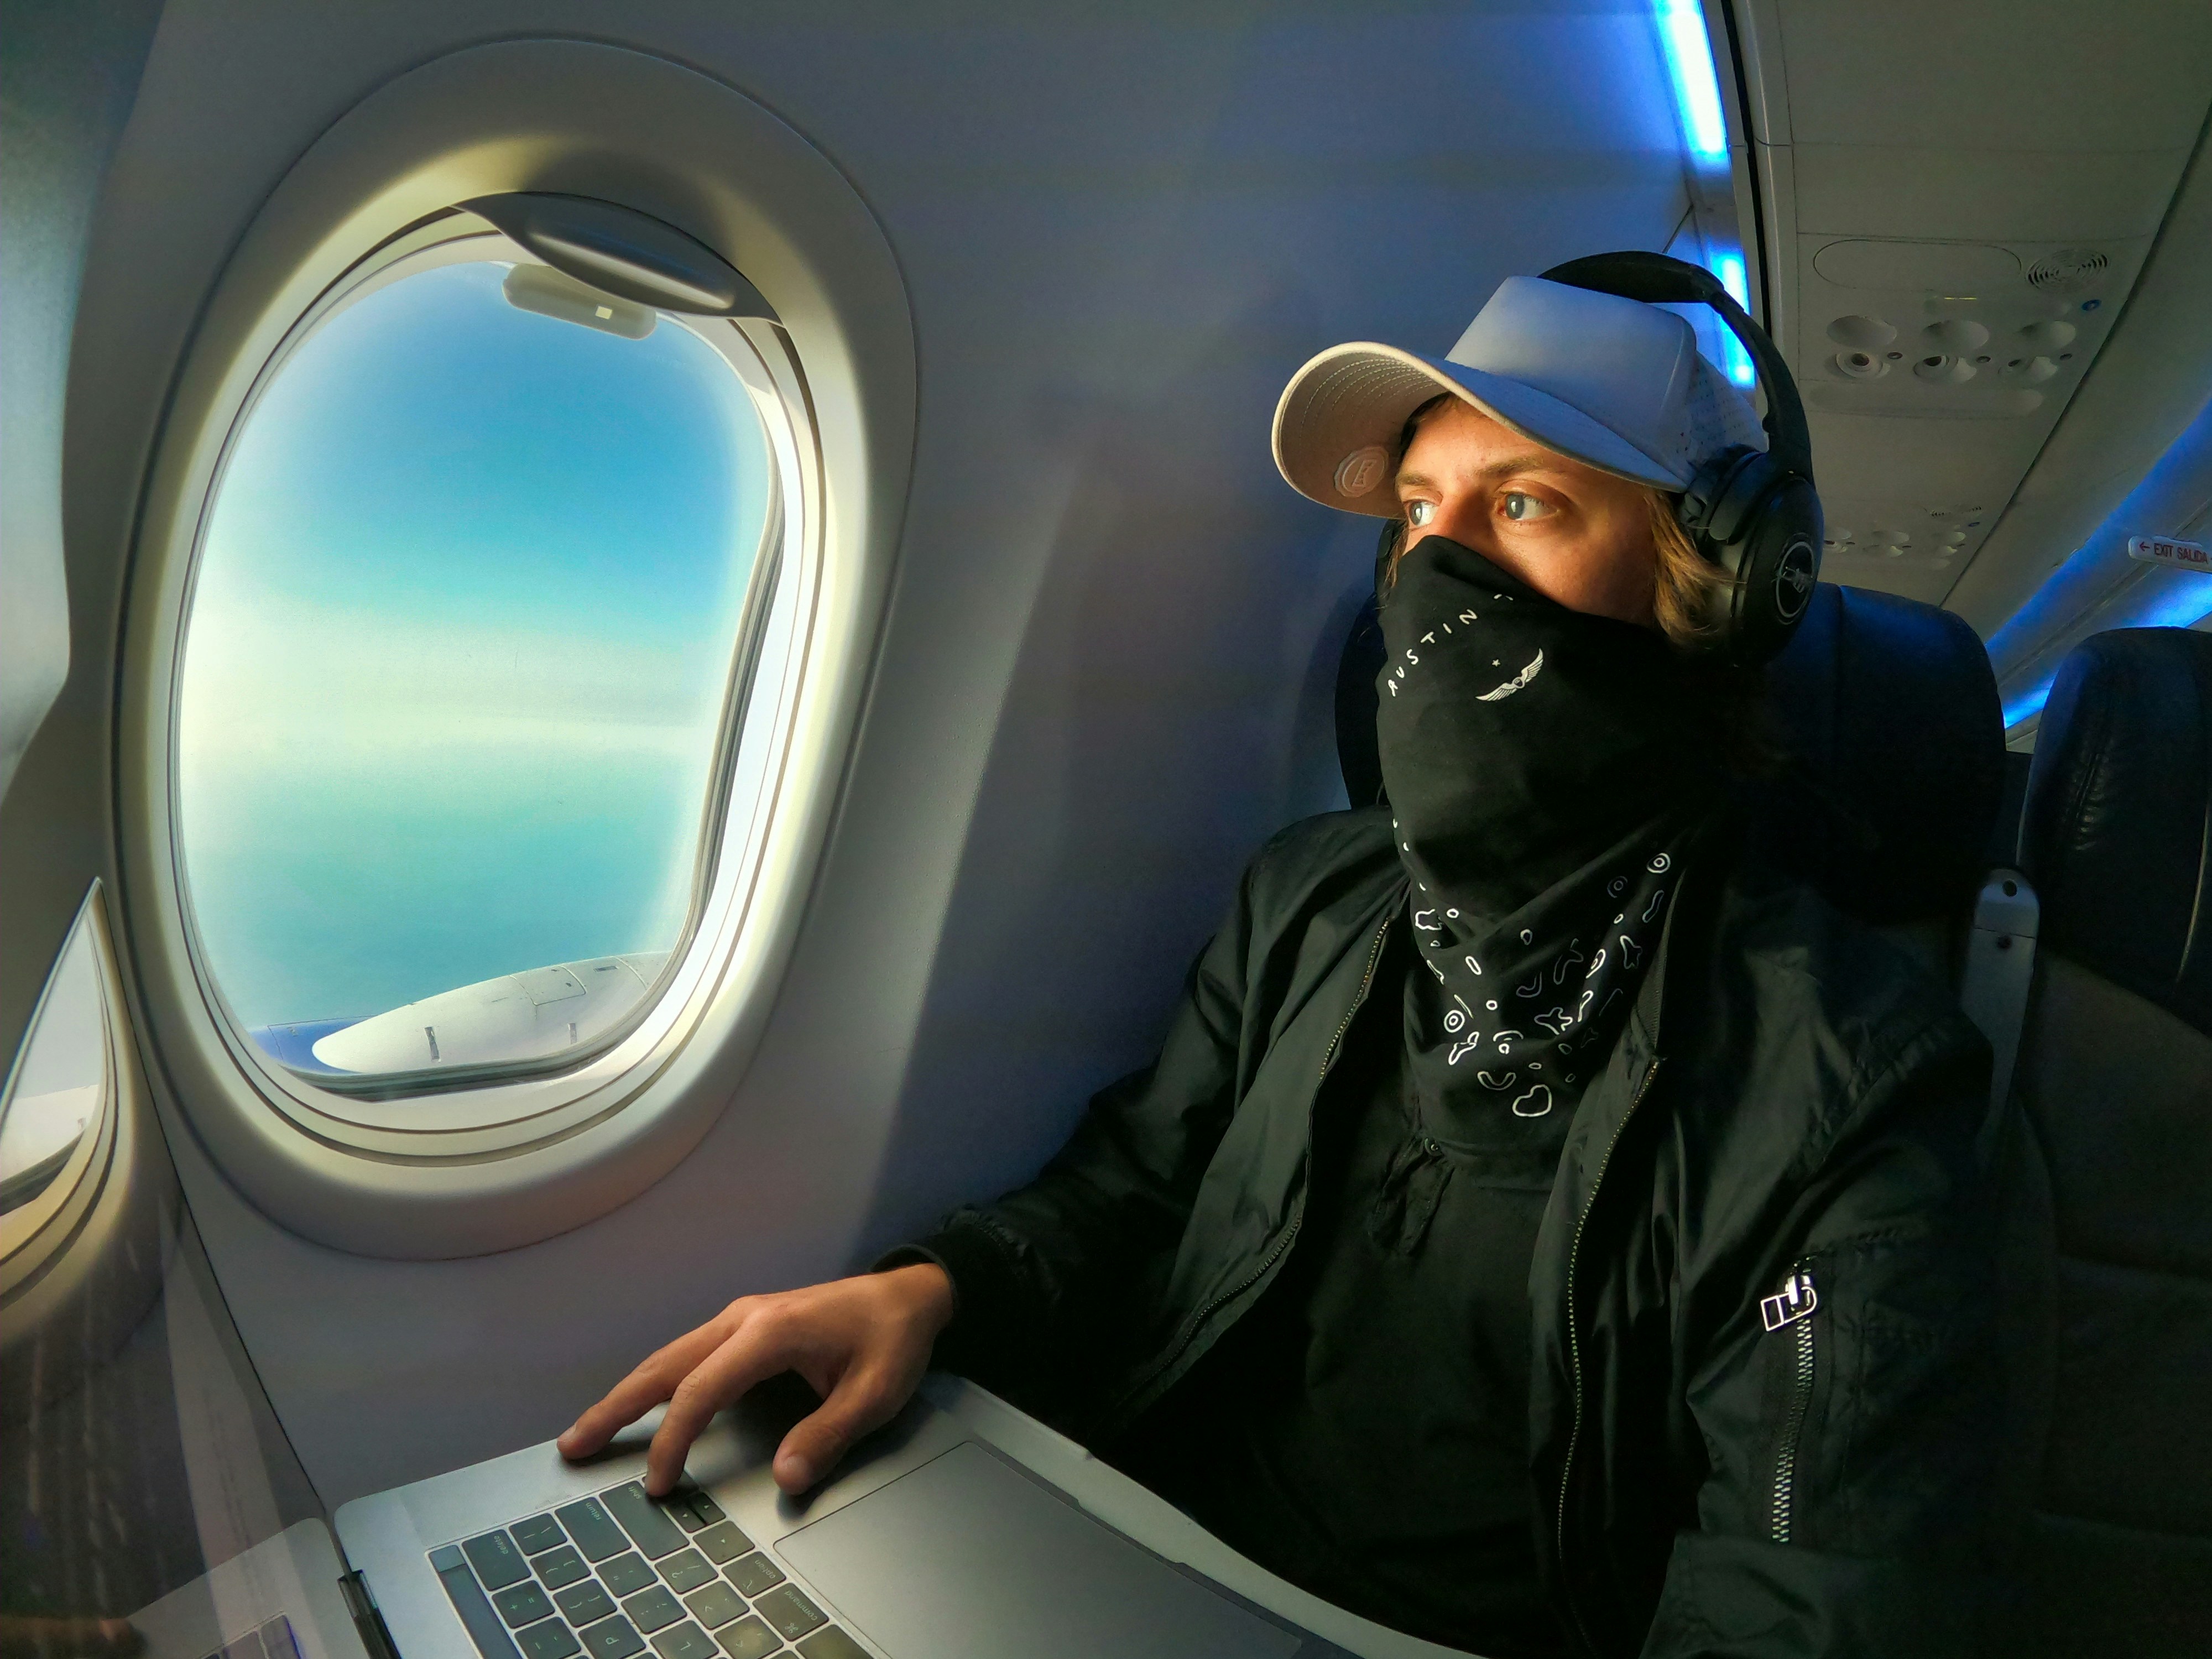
[{"xmin": 175, "ymin": 255, "xmax": 775, "ymax": 1088}]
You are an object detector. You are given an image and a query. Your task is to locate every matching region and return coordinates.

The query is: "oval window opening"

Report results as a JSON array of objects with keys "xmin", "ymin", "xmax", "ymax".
[{"xmin": 176, "ymin": 250, "xmax": 776, "ymax": 1089}]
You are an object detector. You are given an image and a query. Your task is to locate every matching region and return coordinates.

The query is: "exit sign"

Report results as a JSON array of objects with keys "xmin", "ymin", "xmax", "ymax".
[{"xmin": 2128, "ymin": 535, "xmax": 2211, "ymax": 571}]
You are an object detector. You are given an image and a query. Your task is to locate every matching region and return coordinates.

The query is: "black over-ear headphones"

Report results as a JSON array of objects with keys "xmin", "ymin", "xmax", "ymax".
[{"xmin": 1538, "ymin": 251, "xmax": 1823, "ymax": 667}]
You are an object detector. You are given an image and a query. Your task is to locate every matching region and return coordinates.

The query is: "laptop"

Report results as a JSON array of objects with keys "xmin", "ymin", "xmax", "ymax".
[
  {"xmin": 3, "ymin": 1073, "xmax": 1464, "ymax": 1659},
  {"xmin": 330, "ymin": 1371, "xmax": 1400, "ymax": 1659},
  {"xmin": 3, "ymin": 896, "xmax": 1475, "ymax": 1659}
]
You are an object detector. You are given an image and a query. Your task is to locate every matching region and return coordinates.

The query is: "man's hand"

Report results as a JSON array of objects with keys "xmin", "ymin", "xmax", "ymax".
[{"xmin": 559, "ymin": 1264, "xmax": 954, "ymax": 1496}]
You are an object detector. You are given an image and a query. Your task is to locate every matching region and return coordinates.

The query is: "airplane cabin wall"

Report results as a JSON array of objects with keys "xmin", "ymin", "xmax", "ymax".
[
  {"xmin": 0, "ymin": 0, "xmax": 163, "ymax": 1016},
  {"xmin": 40, "ymin": 0, "xmax": 1709, "ymax": 1504}
]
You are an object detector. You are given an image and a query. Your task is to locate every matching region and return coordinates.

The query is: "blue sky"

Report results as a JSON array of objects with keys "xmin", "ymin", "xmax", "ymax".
[{"xmin": 179, "ymin": 261, "xmax": 771, "ymax": 1031}]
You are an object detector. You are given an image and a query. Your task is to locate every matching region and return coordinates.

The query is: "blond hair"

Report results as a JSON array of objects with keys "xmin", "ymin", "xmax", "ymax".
[{"xmin": 1645, "ymin": 487, "xmax": 1729, "ymax": 650}]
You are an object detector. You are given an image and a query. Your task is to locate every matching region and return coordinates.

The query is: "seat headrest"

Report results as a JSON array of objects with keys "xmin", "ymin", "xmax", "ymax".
[
  {"xmin": 1747, "ymin": 583, "xmax": 2004, "ymax": 922},
  {"xmin": 2021, "ymin": 627, "xmax": 2212, "ymax": 1037},
  {"xmin": 1337, "ymin": 593, "xmax": 1387, "ymax": 808}
]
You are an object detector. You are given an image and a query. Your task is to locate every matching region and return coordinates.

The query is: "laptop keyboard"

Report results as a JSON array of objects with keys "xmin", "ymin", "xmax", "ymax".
[{"xmin": 430, "ymin": 1481, "xmax": 868, "ymax": 1659}]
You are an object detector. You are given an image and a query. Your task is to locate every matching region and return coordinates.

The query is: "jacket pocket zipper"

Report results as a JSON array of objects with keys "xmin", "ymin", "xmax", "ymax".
[{"xmin": 1762, "ymin": 1266, "xmax": 1819, "ymax": 1545}]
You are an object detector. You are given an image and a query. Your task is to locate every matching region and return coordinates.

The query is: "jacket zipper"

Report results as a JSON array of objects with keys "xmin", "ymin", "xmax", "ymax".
[
  {"xmin": 1319, "ymin": 917, "xmax": 1393, "ymax": 1081},
  {"xmin": 1762, "ymin": 1266, "xmax": 1819, "ymax": 1544},
  {"xmin": 1554, "ymin": 1051, "xmax": 1663, "ymax": 1655},
  {"xmin": 1104, "ymin": 915, "xmax": 1392, "ymax": 1426}
]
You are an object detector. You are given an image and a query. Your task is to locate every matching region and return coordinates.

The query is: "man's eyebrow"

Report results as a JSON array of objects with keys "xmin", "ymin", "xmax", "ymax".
[
  {"xmin": 1479, "ymin": 453, "xmax": 1569, "ymax": 481},
  {"xmin": 1394, "ymin": 453, "xmax": 1568, "ymax": 492}
]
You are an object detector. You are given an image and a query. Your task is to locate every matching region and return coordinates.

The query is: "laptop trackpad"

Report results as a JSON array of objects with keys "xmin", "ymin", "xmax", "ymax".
[{"xmin": 776, "ymin": 1442, "xmax": 1307, "ymax": 1659}]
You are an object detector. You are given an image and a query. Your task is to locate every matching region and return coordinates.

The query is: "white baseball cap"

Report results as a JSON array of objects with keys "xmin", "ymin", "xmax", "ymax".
[{"xmin": 1272, "ymin": 274, "xmax": 1765, "ymax": 516}]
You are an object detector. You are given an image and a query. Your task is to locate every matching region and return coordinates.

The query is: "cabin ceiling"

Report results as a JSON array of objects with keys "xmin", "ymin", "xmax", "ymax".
[{"xmin": 1734, "ymin": 0, "xmax": 2212, "ymax": 616}]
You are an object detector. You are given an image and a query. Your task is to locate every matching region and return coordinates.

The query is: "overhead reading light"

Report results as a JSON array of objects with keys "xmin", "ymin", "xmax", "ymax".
[
  {"xmin": 462, "ymin": 192, "xmax": 780, "ymax": 320},
  {"xmin": 1655, "ymin": 0, "xmax": 1728, "ymax": 165}
]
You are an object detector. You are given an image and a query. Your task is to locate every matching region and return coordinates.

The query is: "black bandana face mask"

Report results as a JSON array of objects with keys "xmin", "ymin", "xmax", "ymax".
[{"xmin": 1376, "ymin": 535, "xmax": 1721, "ymax": 1122}]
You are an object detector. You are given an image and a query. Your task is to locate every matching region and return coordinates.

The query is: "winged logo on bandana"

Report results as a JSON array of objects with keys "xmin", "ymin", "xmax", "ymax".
[{"xmin": 1477, "ymin": 649, "xmax": 1544, "ymax": 702}]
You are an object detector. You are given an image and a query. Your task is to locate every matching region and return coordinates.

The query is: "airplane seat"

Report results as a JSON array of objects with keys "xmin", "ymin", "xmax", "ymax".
[
  {"xmin": 1745, "ymin": 581, "xmax": 2005, "ymax": 973},
  {"xmin": 1334, "ymin": 581, "xmax": 2007, "ymax": 945},
  {"xmin": 2003, "ymin": 627, "xmax": 2212, "ymax": 1657},
  {"xmin": 1335, "ymin": 591, "xmax": 1387, "ymax": 808}
]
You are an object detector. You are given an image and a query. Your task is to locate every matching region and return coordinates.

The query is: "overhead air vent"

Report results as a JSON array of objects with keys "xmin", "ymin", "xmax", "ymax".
[
  {"xmin": 1798, "ymin": 232, "xmax": 2125, "ymax": 597},
  {"xmin": 2026, "ymin": 247, "xmax": 2111, "ymax": 294},
  {"xmin": 1738, "ymin": 0, "xmax": 2212, "ymax": 631}
]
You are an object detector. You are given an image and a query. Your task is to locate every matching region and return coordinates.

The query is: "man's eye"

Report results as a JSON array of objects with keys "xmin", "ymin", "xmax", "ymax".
[
  {"xmin": 1500, "ymin": 491, "xmax": 1555, "ymax": 522},
  {"xmin": 1406, "ymin": 500, "xmax": 1436, "ymax": 528}
]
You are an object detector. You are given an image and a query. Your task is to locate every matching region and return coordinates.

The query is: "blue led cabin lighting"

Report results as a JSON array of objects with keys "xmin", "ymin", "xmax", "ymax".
[
  {"xmin": 2137, "ymin": 575, "xmax": 2212, "ymax": 629},
  {"xmin": 1710, "ymin": 252, "xmax": 1756, "ymax": 387},
  {"xmin": 1990, "ymin": 390, "xmax": 2212, "ymax": 732},
  {"xmin": 2000, "ymin": 566, "xmax": 2212, "ymax": 729},
  {"xmin": 1656, "ymin": 0, "xmax": 1728, "ymax": 164},
  {"xmin": 1650, "ymin": 5, "xmax": 1752, "ymax": 387},
  {"xmin": 2002, "ymin": 682, "xmax": 2056, "ymax": 731}
]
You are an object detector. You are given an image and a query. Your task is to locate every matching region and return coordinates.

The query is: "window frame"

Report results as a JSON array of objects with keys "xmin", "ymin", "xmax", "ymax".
[
  {"xmin": 0, "ymin": 886, "xmax": 169, "ymax": 1342},
  {"xmin": 170, "ymin": 222, "xmax": 811, "ymax": 1126},
  {"xmin": 113, "ymin": 40, "xmax": 915, "ymax": 1258},
  {"xmin": 0, "ymin": 890, "xmax": 120, "ymax": 1287}
]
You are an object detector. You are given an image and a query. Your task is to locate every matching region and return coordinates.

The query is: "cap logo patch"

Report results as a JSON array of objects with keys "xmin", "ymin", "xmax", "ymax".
[{"xmin": 1334, "ymin": 445, "xmax": 1391, "ymax": 497}]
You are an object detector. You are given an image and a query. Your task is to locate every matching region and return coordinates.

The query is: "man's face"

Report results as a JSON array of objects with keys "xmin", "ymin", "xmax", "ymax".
[{"xmin": 1394, "ymin": 399, "xmax": 1660, "ymax": 626}]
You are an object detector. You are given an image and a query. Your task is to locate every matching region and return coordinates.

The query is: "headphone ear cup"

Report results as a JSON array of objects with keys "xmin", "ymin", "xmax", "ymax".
[
  {"xmin": 1725, "ymin": 473, "xmax": 1822, "ymax": 664},
  {"xmin": 1675, "ymin": 448, "xmax": 1823, "ymax": 665}
]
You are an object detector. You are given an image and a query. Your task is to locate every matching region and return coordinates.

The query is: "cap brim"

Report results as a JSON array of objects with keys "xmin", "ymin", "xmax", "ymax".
[{"xmin": 1271, "ymin": 343, "xmax": 1685, "ymax": 517}]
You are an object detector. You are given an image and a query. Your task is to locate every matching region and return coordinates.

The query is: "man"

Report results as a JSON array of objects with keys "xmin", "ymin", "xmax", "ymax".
[{"xmin": 564, "ymin": 272, "xmax": 2007, "ymax": 1656}]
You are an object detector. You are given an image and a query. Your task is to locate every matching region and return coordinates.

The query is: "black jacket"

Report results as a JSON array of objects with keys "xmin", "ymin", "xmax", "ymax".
[{"xmin": 905, "ymin": 805, "xmax": 2008, "ymax": 1657}]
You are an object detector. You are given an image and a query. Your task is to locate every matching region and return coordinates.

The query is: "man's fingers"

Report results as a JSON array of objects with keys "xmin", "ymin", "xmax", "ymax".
[
  {"xmin": 559, "ymin": 1363, "xmax": 685, "ymax": 1459},
  {"xmin": 771, "ymin": 1362, "xmax": 909, "ymax": 1494},
  {"xmin": 644, "ymin": 1317, "xmax": 805, "ymax": 1495},
  {"xmin": 560, "ymin": 1327, "xmax": 727, "ymax": 1459},
  {"xmin": 570, "ymin": 1272, "xmax": 943, "ymax": 1494},
  {"xmin": 558, "ymin": 1383, "xmax": 656, "ymax": 1461}
]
